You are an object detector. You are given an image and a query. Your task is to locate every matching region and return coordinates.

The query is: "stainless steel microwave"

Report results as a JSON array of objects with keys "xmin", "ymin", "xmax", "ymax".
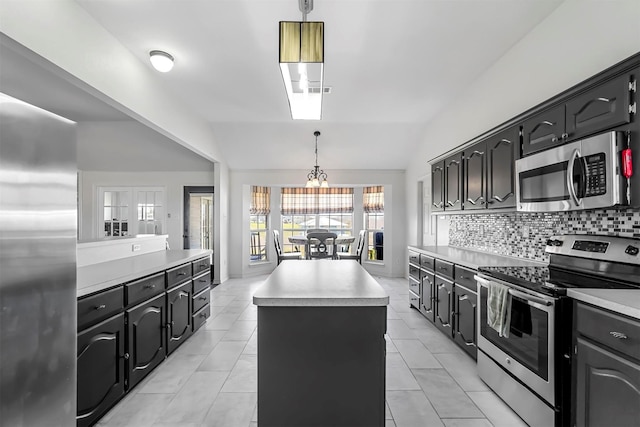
[{"xmin": 516, "ymin": 131, "xmax": 625, "ymax": 212}]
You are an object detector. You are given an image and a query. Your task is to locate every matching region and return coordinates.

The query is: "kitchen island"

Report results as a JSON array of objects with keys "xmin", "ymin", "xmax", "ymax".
[{"xmin": 253, "ymin": 260, "xmax": 389, "ymax": 427}]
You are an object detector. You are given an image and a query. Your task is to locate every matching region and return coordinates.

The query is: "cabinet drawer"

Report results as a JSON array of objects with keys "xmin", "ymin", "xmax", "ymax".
[
  {"xmin": 409, "ymin": 251, "xmax": 420, "ymax": 267},
  {"xmin": 454, "ymin": 265, "xmax": 477, "ymax": 292},
  {"xmin": 166, "ymin": 263, "xmax": 192, "ymax": 289},
  {"xmin": 409, "ymin": 264, "xmax": 421, "ymax": 281},
  {"xmin": 192, "ymin": 257, "xmax": 210, "ymax": 277},
  {"xmin": 78, "ymin": 286, "xmax": 124, "ymax": 331},
  {"xmin": 409, "ymin": 277, "xmax": 420, "ymax": 296},
  {"xmin": 576, "ymin": 302, "xmax": 640, "ymax": 360},
  {"xmin": 125, "ymin": 273, "xmax": 165, "ymax": 307},
  {"xmin": 435, "ymin": 259, "xmax": 454, "ymax": 280},
  {"xmin": 193, "ymin": 287, "xmax": 211, "ymax": 313},
  {"xmin": 420, "ymin": 254, "xmax": 434, "ymax": 272},
  {"xmin": 192, "ymin": 270, "xmax": 211, "ymax": 294},
  {"xmin": 409, "ymin": 292, "xmax": 420, "ymax": 309},
  {"xmin": 193, "ymin": 304, "xmax": 210, "ymax": 332}
]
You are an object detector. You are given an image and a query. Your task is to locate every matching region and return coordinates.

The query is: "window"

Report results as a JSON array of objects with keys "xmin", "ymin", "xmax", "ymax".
[
  {"xmin": 98, "ymin": 186, "xmax": 166, "ymax": 238},
  {"xmin": 249, "ymin": 186, "xmax": 270, "ymax": 262},
  {"xmin": 281, "ymin": 188, "xmax": 354, "ymax": 256},
  {"xmin": 364, "ymin": 186, "xmax": 384, "ymax": 262}
]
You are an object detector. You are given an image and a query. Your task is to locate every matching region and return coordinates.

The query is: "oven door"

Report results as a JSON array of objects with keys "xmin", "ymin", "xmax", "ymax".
[{"xmin": 476, "ymin": 275, "xmax": 556, "ymax": 406}]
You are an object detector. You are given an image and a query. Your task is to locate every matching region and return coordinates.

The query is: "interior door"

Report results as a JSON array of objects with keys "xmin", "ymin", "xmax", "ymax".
[{"xmin": 183, "ymin": 186, "xmax": 214, "ymax": 250}]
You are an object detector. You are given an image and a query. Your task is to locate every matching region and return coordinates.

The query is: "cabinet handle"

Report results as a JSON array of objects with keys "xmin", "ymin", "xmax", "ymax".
[
  {"xmin": 561, "ymin": 132, "xmax": 569, "ymax": 140},
  {"xmin": 200, "ymin": 312, "xmax": 208, "ymax": 318},
  {"xmin": 144, "ymin": 284, "xmax": 156, "ymax": 289},
  {"xmin": 121, "ymin": 353, "xmax": 130, "ymax": 360},
  {"xmin": 439, "ymin": 266, "xmax": 447, "ymax": 270},
  {"xmin": 199, "ymin": 279, "xmax": 208, "ymax": 283},
  {"xmin": 198, "ymin": 296, "xmax": 207, "ymax": 301},
  {"xmin": 94, "ymin": 304, "xmax": 106, "ymax": 310},
  {"xmin": 178, "ymin": 272, "xmax": 187, "ymax": 276},
  {"xmin": 609, "ymin": 331, "xmax": 628, "ymax": 340}
]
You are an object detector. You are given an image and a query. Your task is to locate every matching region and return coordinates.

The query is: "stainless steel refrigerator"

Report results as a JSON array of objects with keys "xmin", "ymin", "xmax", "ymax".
[{"xmin": 0, "ymin": 93, "xmax": 77, "ymax": 426}]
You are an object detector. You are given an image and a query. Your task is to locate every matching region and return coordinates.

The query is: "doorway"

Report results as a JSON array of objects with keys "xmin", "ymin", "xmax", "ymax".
[{"xmin": 183, "ymin": 186, "xmax": 214, "ymax": 250}]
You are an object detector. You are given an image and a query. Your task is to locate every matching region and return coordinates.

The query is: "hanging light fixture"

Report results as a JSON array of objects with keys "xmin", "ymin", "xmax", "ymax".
[
  {"xmin": 279, "ymin": 0, "xmax": 324, "ymax": 120},
  {"xmin": 306, "ymin": 131, "xmax": 329, "ymax": 188},
  {"xmin": 149, "ymin": 50, "xmax": 174, "ymax": 72}
]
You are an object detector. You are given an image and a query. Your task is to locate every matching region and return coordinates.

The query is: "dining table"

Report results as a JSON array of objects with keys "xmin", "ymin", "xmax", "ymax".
[{"xmin": 288, "ymin": 234, "xmax": 356, "ymax": 259}]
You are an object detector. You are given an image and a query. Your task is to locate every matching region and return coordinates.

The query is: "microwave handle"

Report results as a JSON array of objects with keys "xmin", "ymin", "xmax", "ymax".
[{"xmin": 566, "ymin": 149, "xmax": 582, "ymax": 206}]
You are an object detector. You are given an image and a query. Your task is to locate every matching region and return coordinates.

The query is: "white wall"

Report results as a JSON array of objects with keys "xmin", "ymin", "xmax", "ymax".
[
  {"xmin": 406, "ymin": 0, "xmax": 640, "ymax": 247},
  {"xmin": 229, "ymin": 169, "xmax": 406, "ymax": 279}
]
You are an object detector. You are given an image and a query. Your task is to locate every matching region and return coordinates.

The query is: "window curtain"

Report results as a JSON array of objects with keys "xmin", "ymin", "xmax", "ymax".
[
  {"xmin": 363, "ymin": 186, "xmax": 384, "ymax": 213},
  {"xmin": 250, "ymin": 186, "xmax": 271, "ymax": 215},
  {"xmin": 281, "ymin": 187, "xmax": 354, "ymax": 215}
]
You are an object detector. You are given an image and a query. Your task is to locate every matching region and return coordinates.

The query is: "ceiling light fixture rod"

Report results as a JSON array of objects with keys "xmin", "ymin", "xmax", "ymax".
[{"xmin": 299, "ymin": 0, "xmax": 313, "ymax": 21}]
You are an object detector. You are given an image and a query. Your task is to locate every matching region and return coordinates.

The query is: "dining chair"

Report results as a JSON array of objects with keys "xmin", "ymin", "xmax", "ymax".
[
  {"xmin": 306, "ymin": 231, "xmax": 338, "ymax": 260},
  {"xmin": 338, "ymin": 230, "xmax": 366, "ymax": 264},
  {"xmin": 273, "ymin": 230, "xmax": 302, "ymax": 265},
  {"xmin": 250, "ymin": 231, "xmax": 263, "ymax": 261}
]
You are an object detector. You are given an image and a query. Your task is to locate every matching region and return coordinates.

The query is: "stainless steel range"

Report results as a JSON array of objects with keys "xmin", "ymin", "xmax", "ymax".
[{"xmin": 475, "ymin": 234, "xmax": 640, "ymax": 427}]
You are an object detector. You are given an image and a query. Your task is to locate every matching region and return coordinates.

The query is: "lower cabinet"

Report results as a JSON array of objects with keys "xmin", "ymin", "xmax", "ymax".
[
  {"xmin": 408, "ymin": 249, "xmax": 477, "ymax": 360},
  {"xmin": 77, "ymin": 256, "xmax": 211, "ymax": 426},
  {"xmin": 167, "ymin": 280, "xmax": 193, "ymax": 354},
  {"xmin": 76, "ymin": 314, "xmax": 126, "ymax": 427},
  {"xmin": 453, "ymin": 283, "xmax": 477, "ymax": 359},
  {"xmin": 126, "ymin": 293, "xmax": 166, "ymax": 389},
  {"xmin": 573, "ymin": 302, "xmax": 640, "ymax": 427}
]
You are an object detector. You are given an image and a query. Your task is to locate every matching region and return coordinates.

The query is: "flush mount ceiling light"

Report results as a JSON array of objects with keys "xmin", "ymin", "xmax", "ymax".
[
  {"xmin": 149, "ymin": 50, "xmax": 174, "ymax": 72},
  {"xmin": 279, "ymin": 0, "xmax": 324, "ymax": 120},
  {"xmin": 305, "ymin": 131, "xmax": 329, "ymax": 188}
]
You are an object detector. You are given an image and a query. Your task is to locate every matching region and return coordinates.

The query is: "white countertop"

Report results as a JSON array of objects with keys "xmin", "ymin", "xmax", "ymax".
[
  {"xmin": 567, "ymin": 289, "xmax": 640, "ymax": 320},
  {"xmin": 77, "ymin": 249, "xmax": 211, "ymax": 298},
  {"xmin": 253, "ymin": 260, "xmax": 389, "ymax": 307},
  {"xmin": 409, "ymin": 245, "xmax": 546, "ymax": 269}
]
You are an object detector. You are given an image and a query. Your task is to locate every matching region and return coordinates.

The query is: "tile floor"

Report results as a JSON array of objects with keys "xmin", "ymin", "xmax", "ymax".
[{"xmin": 96, "ymin": 274, "xmax": 528, "ymax": 427}]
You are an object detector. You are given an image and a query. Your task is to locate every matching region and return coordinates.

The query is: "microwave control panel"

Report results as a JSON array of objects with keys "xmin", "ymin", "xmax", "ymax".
[{"xmin": 584, "ymin": 153, "xmax": 607, "ymax": 197}]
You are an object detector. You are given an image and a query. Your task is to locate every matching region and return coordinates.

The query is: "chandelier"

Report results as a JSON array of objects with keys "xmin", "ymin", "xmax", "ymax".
[
  {"xmin": 279, "ymin": 0, "xmax": 324, "ymax": 120},
  {"xmin": 306, "ymin": 131, "xmax": 329, "ymax": 188}
]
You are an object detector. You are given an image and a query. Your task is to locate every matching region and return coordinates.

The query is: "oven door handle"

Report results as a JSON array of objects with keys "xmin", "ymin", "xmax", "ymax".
[
  {"xmin": 507, "ymin": 288, "xmax": 552, "ymax": 307},
  {"xmin": 475, "ymin": 275, "xmax": 552, "ymax": 307},
  {"xmin": 566, "ymin": 148, "xmax": 582, "ymax": 206}
]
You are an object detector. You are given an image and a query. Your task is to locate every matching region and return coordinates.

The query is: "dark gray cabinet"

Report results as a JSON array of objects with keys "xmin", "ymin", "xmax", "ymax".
[
  {"xmin": 76, "ymin": 314, "xmax": 126, "ymax": 427},
  {"xmin": 167, "ymin": 280, "xmax": 193, "ymax": 354},
  {"xmin": 522, "ymin": 104, "xmax": 566, "ymax": 156},
  {"xmin": 487, "ymin": 127, "xmax": 520, "ymax": 209},
  {"xmin": 444, "ymin": 153, "xmax": 463, "ymax": 210},
  {"xmin": 453, "ymin": 283, "xmax": 477, "ymax": 359},
  {"xmin": 434, "ymin": 276, "xmax": 454, "ymax": 336},
  {"xmin": 431, "ymin": 160, "xmax": 445, "ymax": 211},
  {"xmin": 463, "ymin": 141, "xmax": 486, "ymax": 210},
  {"xmin": 574, "ymin": 302, "xmax": 640, "ymax": 427},
  {"xmin": 420, "ymin": 271, "xmax": 435, "ymax": 322},
  {"xmin": 126, "ymin": 293, "xmax": 166, "ymax": 389}
]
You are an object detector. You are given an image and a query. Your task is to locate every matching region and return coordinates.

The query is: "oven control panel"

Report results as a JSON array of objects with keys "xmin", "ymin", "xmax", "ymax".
[{"xmin": 545, "ymin": 235, "xmax": 640, "ymax": 264}]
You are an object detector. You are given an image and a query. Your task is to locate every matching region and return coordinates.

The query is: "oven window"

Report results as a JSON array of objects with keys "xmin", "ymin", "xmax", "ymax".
[
  {"xmin": 519, "ymin": 162, "xmax": 569, "ymax": 203},
  {"xmin": 480, "ymin": 287, "xmax": 549, "ymax": 380}
]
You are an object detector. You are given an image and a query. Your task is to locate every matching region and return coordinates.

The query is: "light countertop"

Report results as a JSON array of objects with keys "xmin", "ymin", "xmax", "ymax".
[
  {"xmin": 77, "ymin": 249, "xmax": 211, "ymax": 298},
  {"xmin": 253, "ymin": 260, "xmax": 389, "ymax": 307},
  {"xmin": 409, "ymin": 245, "xmax": 546, "ymax": 270},
  {"xmin": 567, "ymin": 289, "xmax": 640, "ymax": 320}
]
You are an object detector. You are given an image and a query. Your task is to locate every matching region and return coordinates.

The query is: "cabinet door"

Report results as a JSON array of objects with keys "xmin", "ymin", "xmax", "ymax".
[
  {"xmin": 575, "ymin": 337, "xmax": 640, "ymax": 427},
  {"xmin": 444, "ymin": 153, "xmax": 463, "ymax": 210},
  {"xmin": 487, "ymin": 127, "xmax": 520, "ymax": 209},
  {"xmin": 167, "ymin": 281, "xmax": 193, "ymax": 354},
  {"xmin": 453, "ymin": 284, "xmax": 477, "ymax": 359},
  {"xmin": 77, "ymin": 314, "xmax": 126, "ymax": 427},
  {"xmin": 463, "ymin": 141, "xmax": 486, "ymax": 210},
  {"xmin": 431, "ymin": 161, "xmax": 445, "ymax": 211},
  {"xmin": 434, "ymin": 276, "xmax": 454, "ymax": 337},
  {"xmin": 127, "ymin": 293, "xmax": 166, "ymax": 389},
  {"xmin": 522, "ymin": 105, "xmax": 566, "ymax": 156},
  {"xmin": 566, "ymin": 73, "xmax": 632, "ymax": 141},
  {"xmin": 420, "ymin": 271, "xmax": 435, "ymax": 323}
]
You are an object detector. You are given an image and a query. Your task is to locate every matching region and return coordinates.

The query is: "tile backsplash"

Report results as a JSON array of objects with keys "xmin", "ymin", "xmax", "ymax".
[{"xmin": 448, "ymin": 208, "xmax": 640, "ymax": 262}]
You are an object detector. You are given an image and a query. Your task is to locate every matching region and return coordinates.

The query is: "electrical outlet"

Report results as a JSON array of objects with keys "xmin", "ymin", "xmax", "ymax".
[{"xmin": 132, "ymin": 244, "xmax": 141, "ymax": 252}]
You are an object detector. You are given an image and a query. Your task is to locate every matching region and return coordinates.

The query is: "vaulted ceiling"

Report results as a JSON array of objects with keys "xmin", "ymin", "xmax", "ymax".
[{"xmin": 1, "ymin": 0, "xmax": 565, "ymax": 170}]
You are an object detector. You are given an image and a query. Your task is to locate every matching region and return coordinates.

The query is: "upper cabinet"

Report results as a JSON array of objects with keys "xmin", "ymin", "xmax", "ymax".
[
  {"xmin": 487, "ymin": 127, "xmax": 520, "ymax": 209},
  {"xmin": 463, "ymin": 141, "xmax": 486, "ymax": 210},
  {"xmin": 444, "ymin": 153, "xmax": 463, "ymax": 210},
  {"xmin": 431, "ymin": 161, "xmax": 445, "ymax": 212},
  {"xmin": 522, "ymin": 69, "xmax": 636, "ymax": 156}
]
